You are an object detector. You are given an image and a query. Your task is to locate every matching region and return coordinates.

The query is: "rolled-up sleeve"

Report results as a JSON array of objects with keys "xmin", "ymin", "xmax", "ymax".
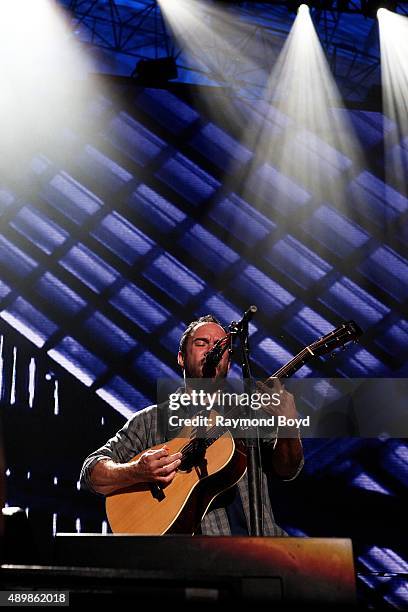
[{"xmin": 79, "ymin": 404, "xmax": 157, "ymax": 493}]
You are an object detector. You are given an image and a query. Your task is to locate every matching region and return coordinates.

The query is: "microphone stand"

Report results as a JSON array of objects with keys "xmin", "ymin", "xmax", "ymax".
[{"xmin": 229, "ymin": 306, "xmax": 263, "ymax": 536}]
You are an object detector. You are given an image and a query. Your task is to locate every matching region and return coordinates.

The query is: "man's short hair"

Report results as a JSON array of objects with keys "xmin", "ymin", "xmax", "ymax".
[{"xmin": 179, "ymin": 315, "xmax": 224, "ymax": 357}]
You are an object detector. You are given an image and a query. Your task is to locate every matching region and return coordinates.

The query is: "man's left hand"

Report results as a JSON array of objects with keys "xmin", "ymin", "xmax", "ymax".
[
  {"xmin": 256, "ymin": 379, "xmax": 304, "ymax": 479},
  {"xmin": 255, "ymin": 379, "xmax": 298, "ymax": 422}
]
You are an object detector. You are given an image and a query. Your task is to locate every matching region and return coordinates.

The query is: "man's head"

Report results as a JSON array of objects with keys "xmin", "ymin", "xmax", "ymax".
[{"xmin": 178, "ymin": 315, "xmax": 230, "ymax": 381}]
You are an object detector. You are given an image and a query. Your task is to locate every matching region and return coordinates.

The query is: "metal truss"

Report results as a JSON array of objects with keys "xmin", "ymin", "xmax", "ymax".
[
  {"xmin": 57, "ymin": 0, "xmax": 408, "ymax": 103},
  {"xmin": 229, "ymin": 1, "xmax": 408, "ymax": 15},
  {"xmin": 61, "ymin": 0, "xmax": 176, "ymax": 58}
]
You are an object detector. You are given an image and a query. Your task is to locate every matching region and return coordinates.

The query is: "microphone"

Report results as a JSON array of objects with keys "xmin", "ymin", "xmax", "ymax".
[
  {"xmin": 202, "ymin": 336, "xmax": 229, "ymax": 377},
  {"xmin": 232, "ymin": 305, "xmax": 257, "ymax": 330},
  {"xmin": 202, "ymin": 307, "xmax": 257, "ymax": 376}
]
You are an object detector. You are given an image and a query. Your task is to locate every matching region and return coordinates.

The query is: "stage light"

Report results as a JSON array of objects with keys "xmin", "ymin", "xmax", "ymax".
[
  {"xmin": 158, "ymin": 0, "xmax": 363, "ymax": 253},
  {"xmin": 376, "ymin": 6, "xmax": 397, "ymax": 20},
  {"xmin": 0, "ymin": 0, "xmax": 94, "ymax": 174},
  {"xmin": 132, "ymin": 57, "xmax": 178, "ymax": 84},
  {"xmin": 298, "ymin": 4, "xmax": 310, "ymax": 15},
  {"xmin": 155, "ymin": 0, "xmax": 264, "ymax": 118},
  {"xmin": 235, "ymin": 0, "xmax": 364, "ymax": 233},
  {"xmin": 379, "ymin": 9, "xmax": 408, "ymax": 199}
]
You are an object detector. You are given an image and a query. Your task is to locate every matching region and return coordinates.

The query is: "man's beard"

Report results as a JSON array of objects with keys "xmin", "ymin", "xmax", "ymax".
[
  {"xmin": 184, "ymin": 360, "xmax": 205, "ymax": 380},
  {"xmin": 184, "ymin": 360, "xmax": 228, "ymax": 387}
]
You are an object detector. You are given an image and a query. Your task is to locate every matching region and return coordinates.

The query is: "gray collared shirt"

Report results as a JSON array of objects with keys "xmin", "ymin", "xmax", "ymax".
[{"xmin": 80, "ymin": 402, "xmax": 302, "ymax": 535}]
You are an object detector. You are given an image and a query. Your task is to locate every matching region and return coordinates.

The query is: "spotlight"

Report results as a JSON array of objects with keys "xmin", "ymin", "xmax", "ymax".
[
  {"xmin": 377, "ymin": 7, "xmax": 390, "ymax": 18},
  {"xmin": 298, "ymin": 4, "xmax": 310, "ymax": 14},
  {"xmin": 132, "ymin": 57, "xmax": 178, "ymax": 85}
]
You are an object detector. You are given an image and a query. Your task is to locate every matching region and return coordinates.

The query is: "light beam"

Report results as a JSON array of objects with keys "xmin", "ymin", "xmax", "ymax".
[{"xmin": 378, "ymin": 9, "xmax": 408, "ymax": 201}]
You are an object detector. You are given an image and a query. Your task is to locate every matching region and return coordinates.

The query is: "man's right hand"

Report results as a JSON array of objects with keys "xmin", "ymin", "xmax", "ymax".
[
  {"xmin": 134, "ymin": 446, "xmax": 182, "ymax": 485},
  {"xmin": 89, "ymin": 447, "xmax": 182, "ymax": 495}
]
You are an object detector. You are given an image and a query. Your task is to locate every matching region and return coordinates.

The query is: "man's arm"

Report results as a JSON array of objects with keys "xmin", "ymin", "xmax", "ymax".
[
  {"xmin": 269, "ymin": 433, "xmax": 304, "ymax": 480},
  {"xmin": 89, "ymin": 447, "xmax": 182, "ymax": 496},
  {"xmin": 256, "ymin": 380, "xmax": 304, "ymax": 480}
]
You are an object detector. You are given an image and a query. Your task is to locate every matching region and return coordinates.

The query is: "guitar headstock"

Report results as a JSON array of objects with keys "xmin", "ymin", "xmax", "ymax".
[{"xmin": 308, "ymin": 320, "xmax": 363, "ymax": 357}]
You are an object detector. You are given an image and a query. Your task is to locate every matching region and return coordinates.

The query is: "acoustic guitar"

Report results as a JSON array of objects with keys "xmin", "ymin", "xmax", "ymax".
[{"xmin": 106, "ymin": 320, "xmax": 362, "ymax": 534}]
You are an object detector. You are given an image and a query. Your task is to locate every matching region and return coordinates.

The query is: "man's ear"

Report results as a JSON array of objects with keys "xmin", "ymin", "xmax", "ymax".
[{"xmin": 177, "ymin": 351, "xmax": 184, "ymax": 369}]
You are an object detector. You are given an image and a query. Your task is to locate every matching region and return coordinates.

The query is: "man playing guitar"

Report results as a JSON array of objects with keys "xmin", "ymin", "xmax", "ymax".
[{"xmin": 80, "ymin": 315, "xmax": 304, "ymax": 535}]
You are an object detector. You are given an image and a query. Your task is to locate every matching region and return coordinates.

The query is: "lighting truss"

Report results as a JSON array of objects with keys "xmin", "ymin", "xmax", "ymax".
[
  {"xmin": 58, "ymin": 1, "xmax": 408, "ymax": 104},
  {"xmin": 62, "ymin": 0, "xmax": 176, "ymax": 58}
]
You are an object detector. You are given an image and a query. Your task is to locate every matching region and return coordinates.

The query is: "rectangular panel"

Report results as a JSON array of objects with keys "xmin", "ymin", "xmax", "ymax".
[
  {"xmin": 319, "ymin": 276, "xmax": 390, "ymax": 326},
  {"xmin": 92, "ymin": 212, "xmax": 155, "ymax": 264},
  {"xmin": 129, "ymin": 184, "xmax": 186, "ymax": 233},
  {"xmin": 35, "ymin": 273, "xmax": 86, "ymax": 317},
  {"xmin": 11, "ymin": 205, "xmax": 68, "ymax": 255},
  {"xmin": 189, "ymin": 122, "xmax": 252, "ymax": 170},
  {"xmin": 253, "ymin": 337, "xmax": 312, "ymax": 377},
  {"xmin": 160, "ymin": 322, "xmax": 186, "ymax": 354},
  {"xmin": 133, "ymin": 351, "xmax": 178, "ymax": 380},
  {"xmin": 381, "ymin": 442, "xmax": 408, "ymax": 487},
  {"xmin": 143, "ymin": 253, "xmax": 205, "ymax": 304},
  {"xmin": 0, "ymin": 280, "xmax": 11, "ymax": 300},
  {"xmin": 84, "ymin": 311, "xmax": 137, "ymax": 356},
  {"xmin": 375, "ymin": 319, "xmax": 408, "ymax": 356},
  {"xmin": 110, "ymin": 282, "xmax": 169, "ymax": 332},
  {"xmin": 302, "ymin": 205, "xmax": 370, "ymax": 258},
  {"xmin": 344, "ymin": 109, "xmax": 387, "ymax": 148},
  {"xmin": 233, "ymin": 265, "xmax": 295, "ymax": 313},
  {"xmin": 0, "ymin": 188, "xmax": 15, "ymax": 214},
  {"xmin": 137, "ymin": 89, "xmax": 199, "ymax": 134},
  {"xmin": 178, "ymin": 224, "xmax": 239, "ymax": 272},
  {"xmin": 337, "ymin": 347, "xmax": 390, "ymax": 376},
  {"xmin": 265, "ymin": 236, "xmax": 332, "ymax": 289},
  {"xmin": 60, "ymin": 244, "xmax": 120, "ymax": 293},
  {"xmin": 96, "ymin": 376, "xmax": 151, "ymax": 419},
  {"xmin": 156, "ymin": 153, "xmax": 220, "ymax": 205},
  {"xmin": 248, "ymin": 163, "xmax": 311, "ymax": 212},
  {"xmin": 291, "ymin": 129, "xmax": 352, "ymax": 180},
  {"xmin": 42, "ymin": 171, "xmax": 103, "ymax": 225},
  {"xmin": 1, "ymin": 297, "xmax": 58, "ymax": 348},
  {"xmin": 196, "ymin": 294, "xmax": 258, "ymax": 335},
  {"xmin": 48, "ymin": 336, "xmax": 106, "ymax": 386},
  {"xmin": 78, "ymin": 145, "xmax": 133, "ymax": 192},
  {"xmin": 358, "ymin": 246, "xmax": 408, "ymax": 302},
  {"xmin": 0, "ymin": 235, "xmax": 38, "ymax": 277},
  {"xmin": 283, "ymin": 306, "xmax": 334, "ymax": 346},
  {"xmin": 348, "ymin": 171, "xmax": 408, "ymax": 225},
  {"xmin": 104, "ymin": 112, "xmax": 165, "ymax": 166},
  {"xmin": 210, "ymin": 194, "xmax": 275, "ymax": 246}
]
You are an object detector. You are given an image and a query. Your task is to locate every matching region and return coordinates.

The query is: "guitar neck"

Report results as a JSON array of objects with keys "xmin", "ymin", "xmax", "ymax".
[
  {"xmin": 208, "ymin": 347, "xmax": 313, "ymax": 434},
  {"xmin": 266, "ymin": 347, "xmax": 312, "ymax": 383},
  {"xmin": 183, "ymin": 320, "xmax": 361, "ymax": 451},
  {"xmin": 206, "ymin": 347, "xmax": 315, "ymax": 446}
]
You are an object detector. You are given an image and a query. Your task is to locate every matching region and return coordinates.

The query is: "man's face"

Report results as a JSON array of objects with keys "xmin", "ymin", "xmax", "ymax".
[{"xmin": 178, "ymin": 322, "xmax": 230, "ymax": 381}]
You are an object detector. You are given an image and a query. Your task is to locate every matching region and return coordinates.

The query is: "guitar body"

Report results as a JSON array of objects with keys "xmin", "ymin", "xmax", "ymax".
[{"xmin": 106, "ymin": 411, "xmax": 247, "ymax": 535}]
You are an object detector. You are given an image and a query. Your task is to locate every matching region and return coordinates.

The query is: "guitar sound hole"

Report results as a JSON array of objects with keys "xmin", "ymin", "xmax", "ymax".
[{"xmin": 179, "ymin": 439, "xmax": 207, "ymax": 472}]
